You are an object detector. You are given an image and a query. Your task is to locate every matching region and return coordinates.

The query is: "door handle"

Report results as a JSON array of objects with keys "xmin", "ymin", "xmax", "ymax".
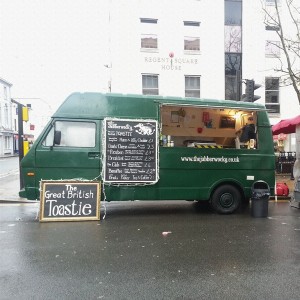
[{"xmin": 88, "ymin": 152, "xmax": 100, "ymax": 159}]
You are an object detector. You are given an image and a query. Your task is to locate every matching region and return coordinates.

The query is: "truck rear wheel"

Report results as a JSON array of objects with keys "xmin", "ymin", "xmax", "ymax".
[{"xmin": 210, "ymin": 185, "xmax": 241, "ymax": 214}]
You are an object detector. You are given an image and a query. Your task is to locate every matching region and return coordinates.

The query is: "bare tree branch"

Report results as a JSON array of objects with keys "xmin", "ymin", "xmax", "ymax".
[{"xmin": 263, "ymin": 0, "xmax": 300, "ymax": 104}]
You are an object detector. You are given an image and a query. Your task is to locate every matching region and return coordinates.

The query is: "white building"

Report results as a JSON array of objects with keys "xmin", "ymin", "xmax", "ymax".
[
  {"xmin": 0, "ymin": 79, "xmax": 52, "ymax": 157},
  {"xmin": 107, "ymin": 0, "xmax": 300, "ymax": 152},
  {"xmin": 0, "ymin": 77, "xmax": 15, "ymax": 156}
]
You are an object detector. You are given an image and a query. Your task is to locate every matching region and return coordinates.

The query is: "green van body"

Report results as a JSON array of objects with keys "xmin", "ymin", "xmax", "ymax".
[{"xmin": 19, "ymin": 93, "xmax": 275, "ymax": 213}]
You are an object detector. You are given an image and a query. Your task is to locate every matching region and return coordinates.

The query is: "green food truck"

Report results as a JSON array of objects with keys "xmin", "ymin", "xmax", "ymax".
[{"xmin": 19, "ymin": 93, "xmax": 275, "ymax": 214}]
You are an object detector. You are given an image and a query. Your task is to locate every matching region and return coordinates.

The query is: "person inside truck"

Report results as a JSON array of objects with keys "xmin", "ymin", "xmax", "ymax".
[{"xmin": 236, "ymin": 123, "xmax": 256, "ymax": 142}]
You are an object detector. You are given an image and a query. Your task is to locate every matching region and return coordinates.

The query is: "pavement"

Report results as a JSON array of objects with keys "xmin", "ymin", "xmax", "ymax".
[{"xmin": 0, "ymin": 171, "xmax": 36, "ymax": 203}]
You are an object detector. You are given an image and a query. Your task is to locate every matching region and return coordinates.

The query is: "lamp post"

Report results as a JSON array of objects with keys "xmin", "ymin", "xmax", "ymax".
[{"xmin": 104, "ymin": 64, "xmax": 112, "ymax": 92}]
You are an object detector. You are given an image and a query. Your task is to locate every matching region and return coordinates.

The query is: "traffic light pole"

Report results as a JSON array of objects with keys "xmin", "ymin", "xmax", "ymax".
[
  {"xmin": 18, "ymin": 102, "xmax": 24, "ymax": 189},
  {"xmin": 236, "ymin": 70, "xmax": 242, "ymax": 102},
  {"xmin": 12, "ymin": 99, "xmax": 24, "ymax": 189}
]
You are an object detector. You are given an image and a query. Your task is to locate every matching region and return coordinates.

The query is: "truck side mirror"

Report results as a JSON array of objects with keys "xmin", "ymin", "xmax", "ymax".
[{"xmin": 54, "ymin": 130, "xmax": 61, "ymax": 145}]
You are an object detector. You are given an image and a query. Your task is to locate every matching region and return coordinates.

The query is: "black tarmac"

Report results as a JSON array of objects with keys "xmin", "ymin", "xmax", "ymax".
[{"xmin": 1, "ymin": 200, "xmax": 300, "ymax": 300}]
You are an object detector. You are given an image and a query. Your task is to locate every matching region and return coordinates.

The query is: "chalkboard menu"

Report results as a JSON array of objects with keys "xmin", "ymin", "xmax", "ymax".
[
  {"xmin": 39, "ymin": 181, "xmax": 100, "ymax": 222},
  {"xmin": 103, "ymin": 118, "xmax": 158, "ymax": 184}
]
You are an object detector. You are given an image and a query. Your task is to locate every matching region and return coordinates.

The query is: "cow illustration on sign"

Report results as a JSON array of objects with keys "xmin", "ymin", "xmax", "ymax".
[{"xmin": 134, "ymin": 123, "xmax": 155, "ymax": 135}]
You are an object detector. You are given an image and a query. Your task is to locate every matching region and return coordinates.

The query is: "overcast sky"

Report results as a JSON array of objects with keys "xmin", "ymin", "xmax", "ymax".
[{"xmin": 0, "ymin": 0, "xmax": 110, "ymax": 111}]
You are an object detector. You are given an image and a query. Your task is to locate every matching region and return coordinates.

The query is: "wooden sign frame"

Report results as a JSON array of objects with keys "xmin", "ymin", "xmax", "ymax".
[{"xmin": 39, "ymin": 181, "xmax": 101, "ymax": 222}]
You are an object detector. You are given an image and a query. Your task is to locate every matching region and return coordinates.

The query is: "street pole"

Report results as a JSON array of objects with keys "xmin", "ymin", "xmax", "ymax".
[
  {"xmin": 236, "ymin": 70, "xmax": 242, "ymax": 101},
  {"xmin": 12, "ymin": 99, "xmax": 24, "ymax": 189},
  {"xmin": 18, "ymin": 102, "xmax": 24, "ymax": 189}
]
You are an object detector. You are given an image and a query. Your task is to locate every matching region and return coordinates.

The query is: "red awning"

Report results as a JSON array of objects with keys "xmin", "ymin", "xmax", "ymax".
[{"xmin": 272, "ymin": 115, "xmax": 300, "ymax": 135}]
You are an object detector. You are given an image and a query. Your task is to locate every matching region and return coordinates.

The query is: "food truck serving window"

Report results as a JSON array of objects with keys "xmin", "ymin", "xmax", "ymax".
[
  {"xmin": 160, "ymin": 105, "xmax": 258, "ymax": 149},
  {"xmin": 43, "ymin": 121, "xmax": 96, "ymax": 148}
]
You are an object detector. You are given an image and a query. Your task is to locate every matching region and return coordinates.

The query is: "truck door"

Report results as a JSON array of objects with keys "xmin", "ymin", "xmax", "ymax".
[{"xmin": 35, "ymin": 119, "xmax": 101, "ymax": 183}]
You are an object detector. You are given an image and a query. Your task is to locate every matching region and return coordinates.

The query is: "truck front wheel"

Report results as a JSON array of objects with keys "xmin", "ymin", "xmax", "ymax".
[{"xmin": 210, "ymin": 185, "xmax": 241, "ymax": 214}]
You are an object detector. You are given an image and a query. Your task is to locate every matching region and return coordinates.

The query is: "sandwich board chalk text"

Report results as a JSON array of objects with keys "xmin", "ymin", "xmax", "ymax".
[
  {"xmin": 39, "ymin": 181, "xmax": 100, "ymax": 222},
  {"xmin": 103, "ymin": 118, "xmax": 158, "ymax": 184}
]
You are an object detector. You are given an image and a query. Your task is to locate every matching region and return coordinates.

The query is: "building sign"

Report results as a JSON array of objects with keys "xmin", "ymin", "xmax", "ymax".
[
  {"xmin": 144, "ymin": 55, "xmax": 198, "ymax": 71},
  {"xmin": 39, "ymin": 181, "xmax": 100, "ymax": 222},
  {"xmin": 103, "ymin": 118, "xmax": 158, "ymax": 184}
]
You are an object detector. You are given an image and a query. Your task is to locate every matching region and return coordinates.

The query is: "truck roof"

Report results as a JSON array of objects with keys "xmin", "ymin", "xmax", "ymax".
[{"xmin": 53, "ymin": 92, "xmax": 267, "ymax": 120}]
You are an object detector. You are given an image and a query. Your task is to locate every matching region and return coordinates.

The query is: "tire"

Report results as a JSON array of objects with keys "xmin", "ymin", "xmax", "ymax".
[{"xmin": 210, "ymin": 185, "xmax": 241, "ymax": 214}]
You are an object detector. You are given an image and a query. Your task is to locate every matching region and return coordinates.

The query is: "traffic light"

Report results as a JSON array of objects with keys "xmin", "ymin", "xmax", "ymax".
[
  {"xmin": 242, "ymin": 79, "xmax": 261, "ymax": 102},
  {"xmin": 22, "ymin": 106, "xmax": 29, "ymax": 121},
  {"xmin": 23, "ymin": 140, "xmax": 30, "ymax": 156}
]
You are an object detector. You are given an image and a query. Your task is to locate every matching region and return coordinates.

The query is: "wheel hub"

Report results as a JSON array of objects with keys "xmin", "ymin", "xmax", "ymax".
[{"xmin": 220, "ymin": 193, "xmax": 234, "ymax": 208}]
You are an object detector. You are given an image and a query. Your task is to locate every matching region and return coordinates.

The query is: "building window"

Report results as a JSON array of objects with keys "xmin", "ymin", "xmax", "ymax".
[
  {"xmin": 5, "ymin": 136, "xmax": 10, "ymax": 149},
  {"xmin": 142, "ymin": 74, "xmax": 159, "ymax": 95},
  {"xmin": 225, "ymin": 26, "xmax": 242, "ymax": 53},
  {"xmin": 225, "ymin": 0, "xmax": 242, "ymax": 101},
  {"xmin": 140, "ymin": 18, "xmax": 158, "ymax": 51},
  {"xmin": 185, "ymin": 76, "xmax": 200, "ymax": 98},
  {"xmin": 265, "ymin": 77, "xmax": 280, "ymax": 114},
  {"xmin": 184, "ymin": 37, "xmax": 200, "ymax": 51},
  {"xmin": 4, "ymin": 86, "xmax": 7, "ymax": 100},
  {"xmin": 225, "ymin": 0, "xmax": 242, "ymax": 26},
  {"xmin": 4, "ymin": 104, "xmax": 8, "ymax": 127},
  {"xmin": 225, "ymin": 53, "xmax": 241, "ymax": 76},
  {"xmin": 140, "ymin": 18, "xmax": 157, "ymax": 24},
  {"xmin": 225, "ymin": 76, "xmax": 239, "ymax": 100},
  {"xmin": 225, "ymin": 54, "xmax": 241, "ymax": 100},
  {"xmin": 265, "ymin": 40, "xmax": 280, "ymax": 57},
  {"xmin": 184, "ymin": 21, "xmax": 200, "ymax": 27},
  {"xmin": 265, "ymin": 25, "xmax": 280, "ymax": 31},
  {"xmin": 141, "ymin": 34, "xmax": 158, "ymax": 49},
  {"xmin": 184, "ymin": 20, "xmax": 200, "ymax": 53},
  {"xmin": 265, "ymin": 0, "xmax": 281, "ymax": 6}
]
